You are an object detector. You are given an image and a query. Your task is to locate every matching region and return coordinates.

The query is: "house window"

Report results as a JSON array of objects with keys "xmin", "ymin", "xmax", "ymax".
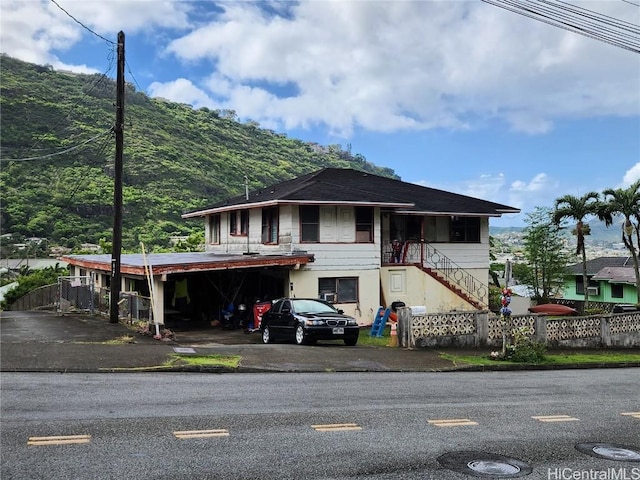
[
  {"xmin": 575, "ymin": 276, "xmax": 598, "ymax": 295},
  {"xmin": 318, "ymin": 277, "xmax": 358, "ymax": 303},
  {"xmin": 390, "ymin": 214, "xmax": 422, "ymax": 242},
  {"xmin": 450, "ymin": 217, "xmax": 480, "ymax": 243},
  {"xmin": 230, "ymin": 210, "xmax": 248, "ymax": 236},
  {"xmin": 209, "ymin": 214, "xmax": 220, "ymax": 244},
  {"xmin": 262, "ymin": 207, "xmax": 279, "ymax": 244},
  {"xmin": 355, "ymin": 207, "xmax": 373, "ymax": 242},
  {"xmin": 424, "ymin": 217, "xmax": 450, "ymax": 242},
  {"xmin": 300, "ymin": 205, "xmax": 320, "ymax": 242},
  {"xmin": 611, "ymin": 284, "xmax": 624, "ymax": 298}
]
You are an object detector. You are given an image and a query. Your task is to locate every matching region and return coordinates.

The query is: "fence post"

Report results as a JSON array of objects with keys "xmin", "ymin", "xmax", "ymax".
[
  {"xmin": 397, "ymin": 307, "xmax": 413, "ymax": 349},
  {"xmin": 535, "ymin": 315, "xmax": 547, "ymax": 344},
  {"xmin": 601, "ymin": 315, "xmax": 611, "ymax": 347},
  {"xmin": 475, "ymin": 312, "xmax": 488, "ymax": 347}
]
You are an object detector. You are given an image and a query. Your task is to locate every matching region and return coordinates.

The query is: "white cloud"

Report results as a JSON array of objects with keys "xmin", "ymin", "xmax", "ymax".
[
  {"xmin": 2, "ymin": 1, "xmax": 637, "ymax": 136},
  {"xmin": 0, "ymin": 0, "xmax": 191, "ymax": 74},
  {"xmin": 148, "ymin": 78, "xmax": 216, "ymax": 110},
  {"xmin": 0, "ymin": 0, "xmax": 82, "ymax": 65},
  {"xmin": 163, "ymin": 1, "xmax": 639, "ymax": 137},
  {"xmin": 622, "ymin": 162, "xmax": 640, "ymax": 187}
]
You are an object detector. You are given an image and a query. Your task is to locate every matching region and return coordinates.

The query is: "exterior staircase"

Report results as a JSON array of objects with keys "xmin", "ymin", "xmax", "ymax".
[
  {"xmin": 421, "ymin": 243, "xmax": 488, "ymax": 309},
  {"xmin": 418, "ymin": 265, "xmax": 486, "ymax": 310},
  {"xmin": 383, "ymin": 241, "xmax": 489, "ymax": 310}
]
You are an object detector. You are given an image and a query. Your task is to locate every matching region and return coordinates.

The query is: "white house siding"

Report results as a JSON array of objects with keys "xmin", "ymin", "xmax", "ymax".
[
  {"xmin": 207, "ymin": 207, "xmax": 295, "ymax": 255},
  {"xmin": 380, "ymin": 266, "xmax": 477, "ymax": 314},
  {"xmin": 289, "ymin": 268, "xmax": 380, "ymax": 325}
]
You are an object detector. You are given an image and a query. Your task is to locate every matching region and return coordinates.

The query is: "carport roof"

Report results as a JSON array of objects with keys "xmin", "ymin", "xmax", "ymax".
[{"xmin": 61, "ymin": 252, "xmax": 314, "ymax": 276}]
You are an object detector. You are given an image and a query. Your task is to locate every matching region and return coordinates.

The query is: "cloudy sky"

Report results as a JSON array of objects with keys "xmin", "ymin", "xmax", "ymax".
[{"xmin": 2, "ymin": 0, "xmax": 639, "ymax": 226}]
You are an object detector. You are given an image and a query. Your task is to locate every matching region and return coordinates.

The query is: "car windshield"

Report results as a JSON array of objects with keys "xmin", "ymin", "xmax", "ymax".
[{"xmin": 291, "ymin": 299, "xmax": 337, "ymax": 314}]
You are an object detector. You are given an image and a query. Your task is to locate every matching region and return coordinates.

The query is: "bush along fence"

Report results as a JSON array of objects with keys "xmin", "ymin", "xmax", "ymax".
[{"xmin": 396, "ymin": 308, "xmax": 640, "ymax": 349}]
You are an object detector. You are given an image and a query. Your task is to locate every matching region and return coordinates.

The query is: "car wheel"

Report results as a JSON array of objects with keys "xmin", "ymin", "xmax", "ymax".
[
  {"xmin": 344, "ymin": 336, "xmax": 358, "ymax": 346},
  {"xmin": 295, "ymin": 325, "xmax": 306, "ymax": 345},
  {"xmin": 262, "ymin": 326, "xmax": 274, "ymax": 344}
]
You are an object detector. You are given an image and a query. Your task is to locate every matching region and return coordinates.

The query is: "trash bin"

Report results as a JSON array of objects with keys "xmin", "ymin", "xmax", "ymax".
[{"xmin": 391, "ymin": 301, "xmax": 406, "ymax": 312}]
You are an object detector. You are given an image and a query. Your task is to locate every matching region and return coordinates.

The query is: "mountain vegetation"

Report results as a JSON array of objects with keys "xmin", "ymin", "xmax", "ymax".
[{"xmin": 0, "ymin": 55, "xmax": 397, "ymax": 252}]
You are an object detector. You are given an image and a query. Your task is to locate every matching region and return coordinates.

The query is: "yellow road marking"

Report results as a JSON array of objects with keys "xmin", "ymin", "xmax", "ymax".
[
  {"xmin": 28, "ymin": 435, "xmax": 91, "ymax": 446},
  {"xmin": 311, "ymin": 423, "xmax": 362, "ymax": 432},
  {"xmin": 532, "ymin": 415, "xmax": 579, "ymax": 422},
  {"xmin": 173, "ymin": 429, "xmax": 229, "ymax": 439},
  {"xmin": 621, "ymin": 412, "xmax": 640, "ymax": 419},
  {"xmin": 428, "ymin": 418, "xmax": 478, "ymax": 427}
]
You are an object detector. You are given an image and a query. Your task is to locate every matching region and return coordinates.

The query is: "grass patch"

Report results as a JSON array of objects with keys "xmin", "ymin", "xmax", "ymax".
[
  {"xmin": 357, "ymin": 334, "xmax": 394, "ymax": 347},
  {"xmin": 103, "ymin": 335, "xmax": 136, "ymax": 345},
  {"xmin": 75, "ymin": 335, "xmax": 137, "ymax": 345},
  {"xmin": 439, "ymin": 352, "xmax": 640, "ymax": 367},
  {"xmin": 545, "ymin": 353, "xmax": 640, "ymax": 364},
  {"xmin": 168, "ymin": 354, "xmax": 241, "ymax": 368}
]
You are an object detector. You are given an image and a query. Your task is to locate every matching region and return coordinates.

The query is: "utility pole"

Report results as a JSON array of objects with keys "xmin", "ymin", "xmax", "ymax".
[{"xmin": 110, "ymin": 31, "xmax": 125, "ymax": 324}]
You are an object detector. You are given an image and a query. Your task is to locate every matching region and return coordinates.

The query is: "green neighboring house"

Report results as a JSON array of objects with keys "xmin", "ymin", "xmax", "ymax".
[{"xmin": 562, "ymin": 256, "xmax": 638, "ymax": 307}]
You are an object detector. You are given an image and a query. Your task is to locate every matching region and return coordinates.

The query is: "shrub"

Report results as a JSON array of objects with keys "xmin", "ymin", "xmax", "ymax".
[{"xmin": 492, "ymin": 326, "xmax": 547, "ymax": 363}]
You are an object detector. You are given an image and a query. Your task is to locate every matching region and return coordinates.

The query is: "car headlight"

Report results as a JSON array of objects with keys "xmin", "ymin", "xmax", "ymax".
[
  {"xmin": 305, "ymin": 319, "xmax": 326, "ymax": 326},
  {"xmin": 347, "ymin": 319, "xmax": 358, "ymax": 326}
]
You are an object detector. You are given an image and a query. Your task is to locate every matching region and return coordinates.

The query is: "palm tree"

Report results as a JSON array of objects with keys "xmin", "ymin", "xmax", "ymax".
[
  {"xmin": 597, "ymin": 180, "xmax": 640, "ymax": 304},
  {"xmin": 552, "ymin": 192, "xmax": 600, "ymax": 310}
]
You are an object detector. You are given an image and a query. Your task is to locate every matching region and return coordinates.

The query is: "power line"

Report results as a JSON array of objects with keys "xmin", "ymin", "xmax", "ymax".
[
  {"xmin": 49, "ymin": 0, "xmax": 116, "ymax": 45},
  {"xmin": 1, "ymin": 128, "xmax": 113, "ymax": 163},
  {"xmin": 621, "ymin": 0, "xmax": 640, "ymax": 7},
  {"xmin": 21, "ymin": 53, "xmax": 116, "ymax": 157},
  {"xmin": 481, "ymin": 0, "xmax": 640, "ymax": 53}
]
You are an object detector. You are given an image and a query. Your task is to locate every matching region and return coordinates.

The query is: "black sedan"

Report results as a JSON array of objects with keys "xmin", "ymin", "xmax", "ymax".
[{"xmin": 260, "ymin": 298, "xmax": 360, "ymax": 346}]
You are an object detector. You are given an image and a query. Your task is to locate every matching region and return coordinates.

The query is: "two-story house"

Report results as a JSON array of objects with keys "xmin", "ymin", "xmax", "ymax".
[{"xmin": 63, "ymin": 168, "xmax": 519, "ymax": 327}]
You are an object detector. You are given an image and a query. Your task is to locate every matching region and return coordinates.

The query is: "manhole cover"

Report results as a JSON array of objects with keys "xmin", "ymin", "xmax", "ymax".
[
  {"xmin": 438, "ymin": 451, "xmax": 532, "ymax": 477},
  {"xmin": 576, "ymin": 443, "xmax": 640, "ymax": 462},
  {"xmin": 468, "ymin": 460, "xmax": 521, "ymax": 475}
]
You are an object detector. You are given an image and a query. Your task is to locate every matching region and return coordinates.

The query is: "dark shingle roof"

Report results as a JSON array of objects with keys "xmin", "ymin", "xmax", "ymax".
[
  {"xmin": 592, "ymin": 266, "xmax": 637, "ymax": 283},
  {"xmin": 183, "ymin": 168, "xmax": 520, "ymax": 218},
  {"xmin": 565, "ymin": 256, "xmax": 634, "ymax": 275}
]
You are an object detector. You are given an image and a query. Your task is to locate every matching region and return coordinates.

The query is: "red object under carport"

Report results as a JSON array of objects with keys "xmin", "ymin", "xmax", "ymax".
[{"xmin": 253, "ymin": 301, "xmax": 272, "ymax": 329}]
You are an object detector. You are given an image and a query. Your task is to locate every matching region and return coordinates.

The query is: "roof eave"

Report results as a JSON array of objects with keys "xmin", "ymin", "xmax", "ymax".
[
  {"xmin": 61, "ymin": 253, "xmax": 315, "ymax": 276},
  {"xmin": 183, "ymin": 200, "xmax": 414, "ymax": 218}
]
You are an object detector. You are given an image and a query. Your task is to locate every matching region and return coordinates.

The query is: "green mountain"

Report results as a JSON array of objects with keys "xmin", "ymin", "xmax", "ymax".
[{"xmin": 0, "ymin": 55, "xmax": 397, "ymax": 252}]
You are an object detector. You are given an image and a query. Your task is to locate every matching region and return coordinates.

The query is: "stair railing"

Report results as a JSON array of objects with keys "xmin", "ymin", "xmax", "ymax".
[{"xmin": 421, "ymin": 242, "xmax": 488, "ymax": 308}]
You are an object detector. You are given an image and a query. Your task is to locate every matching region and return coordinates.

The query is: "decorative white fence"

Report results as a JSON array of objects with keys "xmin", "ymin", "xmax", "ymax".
[{"xmin": 397, "ymin": 309, "xmax": 640, "ymax": 349}]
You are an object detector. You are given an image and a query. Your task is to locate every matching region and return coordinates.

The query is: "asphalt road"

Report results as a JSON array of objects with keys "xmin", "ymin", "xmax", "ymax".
[{"xmin": 2, "ymin": 369, "xmax": 639, "ymax": 479}]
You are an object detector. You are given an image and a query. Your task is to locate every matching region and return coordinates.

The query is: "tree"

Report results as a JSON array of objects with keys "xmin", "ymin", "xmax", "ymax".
[
  {"xmin": 597, "ymin": 180, "xmax": 640, "ymax": 304},
  {"xmin": 524, "ymin": 207, "xmax": 571, "ymax": 303},
  {"xmin": 552, "ymin": 191, "xmax": 600, "ymax": 309}
]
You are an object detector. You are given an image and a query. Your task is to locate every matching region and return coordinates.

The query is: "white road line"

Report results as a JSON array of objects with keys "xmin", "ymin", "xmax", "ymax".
[
  {"xmin": 428, "ymin": 418, "xmax": 478, "ymax": 427},
  {"xmin": 532, "ymin": 415, "xmax": 579, "ymax": 422},
  {"xmin": 311, "ymin": 423, "xmax": 362, "ymax": 432},
  {"xmin": 173, "ymin": 429, "xmax": 229, "ymax": 439}
]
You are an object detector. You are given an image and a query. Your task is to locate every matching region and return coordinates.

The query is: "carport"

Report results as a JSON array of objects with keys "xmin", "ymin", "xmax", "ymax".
[{"xmin": 61, "ymin": 252, "xmax": 314, "ymax": 328}]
